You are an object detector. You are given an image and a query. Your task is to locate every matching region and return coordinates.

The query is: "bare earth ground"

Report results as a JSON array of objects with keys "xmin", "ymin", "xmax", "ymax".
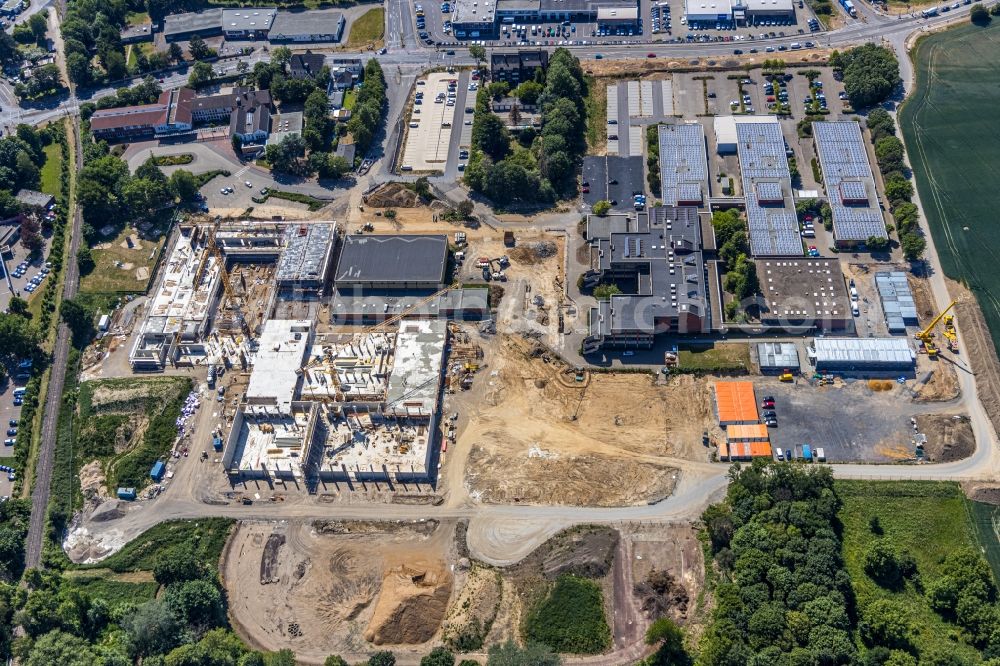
[
  {"xmin": 949, "ymin": 279, "xmax": 1000, "ymax": 439},
  {"xmin": 915, "ymin": 413, "xmax": 975, "ymax": 463},
  {"xmin": 222, "ymin": 519, "xmax": 704, "ymax": 665},
  {"xmin": 457, "ymin": 335, "xmax": 713, "ymax": 506},
  {"xmin": 584, "ymin": 50, "xmax": 832, "ymax": 78}
]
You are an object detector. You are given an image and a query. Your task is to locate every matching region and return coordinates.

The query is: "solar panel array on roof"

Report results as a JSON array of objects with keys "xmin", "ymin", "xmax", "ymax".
[
  {"xmin": 735, "ymin": 120, "xmax": 802, "ymax": 256},
  {"xmin": 875, "ymin": 271, "xmax": 918, "ymax": 333},
  {"xmin": 813, "ymin": 121, "xmax": 888, "ymax": 243},
  {"xmin": 755, "ymin": 181, "xmax": 783, "ymax": 203},
  {"xmin": 658, "ymin": 124, "xmax": 708, "ymax": 206}
]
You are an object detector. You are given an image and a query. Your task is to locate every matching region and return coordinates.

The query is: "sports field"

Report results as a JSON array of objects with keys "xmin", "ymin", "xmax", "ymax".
[{"xmin": 900, "ymin": 20, "xmax": 1000, "ymax": 355}]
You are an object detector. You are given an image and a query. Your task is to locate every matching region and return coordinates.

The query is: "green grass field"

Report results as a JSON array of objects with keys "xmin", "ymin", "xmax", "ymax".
[
  {"xmin": 837, "ymin": 481, "xmax": 983, "ymax": 659},
  {"xmin": 80, "ymin": 226, "xmax": 165, "ymax": 294},
  {"xmin": 346, "ymin": 7, "xmax": 385, "ymax": 49},
  {"xmin": 39, "ymin": 142, "xmax": 62, "ymax": 198},
  {"xmin": 900, "ymin": 20, "xmax": 1000, "ymax": 356},
  {"xmin": 677, "ymin": 342, "xmax": 751, "ymax": 373},
  {"xmin": 84, "ymin": 519, "xmax": 234, "ymax": 573}
]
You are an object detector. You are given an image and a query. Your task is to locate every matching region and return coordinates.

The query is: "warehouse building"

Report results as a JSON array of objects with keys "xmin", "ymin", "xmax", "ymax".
[
  {"xmin": 658, "ymin": 123, "xmax": 708, "ymax": 207},
  {"xmin": 221, "ymin": 8, "xmax": 277, "ymax": 38},
  {"xmin": 163, "ymin": 9, "xmax": 224, "ymax": 41},
  {"xmin": 813, "ymin": 121, "xmax": 888, "ymax": 249},
  {"xmin": 685, "ymin": 0, "xmax": 733, "ymax": 22},
  {"xmin": 735, "ymin": 117, "xmax": 802, "ymax": 256},
  {"xmin": 741, "ymin": 0, "xmax": 795, "ymax": 20},
  {"xmin": 582, "ymin": 207, "xmax": 709, "ymax": 353},
  {"xmin": 269, "ymin": 9, "xmax": 345, "ymax": 41},
  {"xmin": 809, "ymin": 337, "xmax": 916, "ymax": 374},
  {"xmin": 756, "ymin": 258, "xmax": 853, "ymax": 332},
  {"xmin": 875, "ymin": 271, "xmax": 918, "ymax": 333},
  {"xmin": 757, "ymin": 342, "xmax": 800, "ymax": 373}
]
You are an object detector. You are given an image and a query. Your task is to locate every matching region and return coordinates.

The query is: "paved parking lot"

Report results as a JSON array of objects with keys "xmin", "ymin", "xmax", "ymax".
[
  {"xmin": 402, "ymin": 72, "xmax": 463, "ymax": 172},
  {"xmin": 1, "ymin": 235, "xmax": 55, "ymax": 312},
  {"xmin": 607, "ymin": 79, "xmax": 676, "ymax": 158}
]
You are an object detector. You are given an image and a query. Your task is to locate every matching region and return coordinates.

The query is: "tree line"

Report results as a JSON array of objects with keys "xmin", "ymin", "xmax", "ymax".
[
  {"xmin": 866, "ymin": 108, "xmax": 925, "ymax": 261},
  {"xmin": 829, "ymin": 45, "xmax": 901, "ymax": 110},
  {"xmin": 464, "ymin": 48, "xmax": 587, "ymax": 207}
]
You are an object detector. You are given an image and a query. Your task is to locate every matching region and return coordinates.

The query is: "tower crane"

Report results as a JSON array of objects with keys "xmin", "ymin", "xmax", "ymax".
[{"xmin": 914, "ymin": 300, "xmax": 957, "ymax": 357}]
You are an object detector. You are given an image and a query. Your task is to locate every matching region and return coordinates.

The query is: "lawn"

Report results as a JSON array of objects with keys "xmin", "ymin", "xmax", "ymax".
[
  {"xmin": 677, "ymin": 342, "xmax": 751, "ymax": 373},
  {"xmin": 837, "ymin": 480, "xmax": 983, "ymax": 660},
  {"xmin": 343, "ymin": 88, "xmax": 358, "ymax": 111},
  {"xmin": 64, "ymin": 573, "xmax": 160, "ymax": 605},
  {"xmin": 346, "ymin": 7, "xmax": 385, "ymax": 49},
  {"xmin": 900, "ymin": 20, "xmax": 1000, "ymax": 357},
  {"xmin": 80, "ymin": 226, "xmax": 166, "ymax": 294},
  {"xmin": 39, "ymin": 142, "xmax": 62, "ymax": 199},
  {"xmin": 584, "ymin": 75, "xmax": 606, "ymax": 154},
  {"xmin": 126, "ymin": 10, "xmax": 150, "ymax": 26}
]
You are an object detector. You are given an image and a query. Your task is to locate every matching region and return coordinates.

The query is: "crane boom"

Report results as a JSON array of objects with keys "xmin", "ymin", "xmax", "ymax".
[{"xmin": 915, "ymin": 300, "xmax": 957, "ymax": 342}]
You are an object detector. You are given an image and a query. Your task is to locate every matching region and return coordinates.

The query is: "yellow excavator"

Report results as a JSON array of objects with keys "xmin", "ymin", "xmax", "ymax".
[{"xmin": 914, "ymin": 300, "xmax": 958, "ymax": 357}]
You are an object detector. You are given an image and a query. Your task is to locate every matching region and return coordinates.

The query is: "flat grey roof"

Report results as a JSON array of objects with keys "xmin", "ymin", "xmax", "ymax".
[
  {"xmin": 735, "ymin": 118, "xmax": 802, "ymax": 256},
  {"xmin": 757, "ymin": 342, "xmax": 800, "ymax": 368},
  {"xmin": 658, "ymin": 123, "xmax": 707, "ymax": 207},
  {"xmin": 335, "ymin": 234, "xmax": 448, "ymax": 285},
  {"xmin": 276, "ymin": 223, "xmax": 335, "ymax": 284},
  {"xmin": 813, "ymin": 121, "xmax": 887, "ymax": 243},
  {"xmin": 270, "ymin": 9, "xmax": 344, "ymax": 37},
  {"xmin": 331, "ymin": 288, "xmax": 488, "ymax": 318},
  {"xmin": 221, "ymin": 7, "xmax": 277, "ymax": 32},
  {"xmin": 756, "ymin": 258, "xmax": 850, "ymax": 322},
  {"xmin": 454, "ymin": 0, "xmax": 496, "ymax": 24},
  {"xmin": 163, "ymin": 9, "xmax": 223, "ymax": 37}
]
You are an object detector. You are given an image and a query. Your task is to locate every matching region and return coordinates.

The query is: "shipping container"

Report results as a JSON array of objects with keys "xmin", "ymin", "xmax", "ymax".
[
  {"xmin": 117, "ymin": 487, "xmax": 137, "ymax": 501},
  {"xmin": 802, "ymin": 444, "xmax": 812, "ymax": 461},
  {"xmin": 816, "ymin": 447, "xmax": 826, "ymax": 462},
  {"xmin": 150, "ymin": 461, "xmax": 166, "ymax": 482}
]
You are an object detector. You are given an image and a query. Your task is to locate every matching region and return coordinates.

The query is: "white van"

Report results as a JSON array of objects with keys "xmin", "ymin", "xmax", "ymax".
[{"xmin": 775, "ymin": 447, "xmax": 784, "ymax": 461}]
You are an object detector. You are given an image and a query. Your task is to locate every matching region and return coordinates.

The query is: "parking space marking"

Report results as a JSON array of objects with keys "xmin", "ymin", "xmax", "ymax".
[
  {"xmin": 402, "ymin": 73, "xmax": 460, "ymax": 171},
  {"xmin": 639, "ymin": 81, "xmax": 654, "ymax": 117},
  {"xmin": 607, "ymin": 84, "xmax": 619, "ymax": 156},
  {"xmin": 629, "ymin": 125, "xmax": 643, "ymax": 156},
  {"xmin": 627, "ymin": 81, "xmax": 640, "ymax": 118},
  {"xmin": 660, "ymin": 79, "xmax": 674, "ymax": 116}
]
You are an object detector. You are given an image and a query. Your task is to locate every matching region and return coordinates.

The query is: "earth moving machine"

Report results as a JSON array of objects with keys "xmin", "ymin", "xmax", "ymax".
[
  {"xmin": 914, "ymin": 300, "xmax": 957, "ymax": 357},
  {"xmin": 295, "ymin": 287, "xmax": 451, "ymax": 400}
]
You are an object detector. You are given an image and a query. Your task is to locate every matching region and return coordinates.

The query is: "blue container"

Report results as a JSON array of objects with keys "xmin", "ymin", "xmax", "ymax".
[{"xmin": 150, "ymin": 461, "xmax": 166, "ymax": 482}]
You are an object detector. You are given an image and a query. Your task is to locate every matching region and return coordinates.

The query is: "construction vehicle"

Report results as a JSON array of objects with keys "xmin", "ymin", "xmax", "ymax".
[
  {"xmin": 779, "ymin": 371, "xmax": 794, "ymax": 382},
  {"xmin": 943, "ymin": 313, "xmax": 959, "ymax": 352},
  {"xmin": 914, "ymin": 300, "xmax": 957, "ymax": 358}
]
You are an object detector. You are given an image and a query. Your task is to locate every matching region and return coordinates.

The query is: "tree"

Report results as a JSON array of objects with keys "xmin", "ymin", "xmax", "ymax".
[
  {"xmin": 76, "ymin": 246, "xmax": 95, "ymax": 276},
  {"xmin": 324, "ymin": 658, "xmax": 348, "ymax": 666},
  {"xmin": 866, "ymin": 235, "xmax": 890, "ymax": 252},
  {"xmin": 592, "ymin": 200, "xmax": 611, "ymax": 216},
  {"xmin": 60, "ymin": 297, "xmax": 93, "ymax": 344},
  {"xmin": 866, "ymin": 107, "xmax": 896, "ymax": 142},
  {"xmin": 469, "ymin": 44, "xmax": 486, "ymax": 67},
  {"xmin": 124, "ymin": 599, "xmax": 180, "ymax": 658},
  {"xmin": 168, "ymin": 42, "xmax": 183, "ymax": 63},
  {"xmin": 164, "ymin": 579, "xmax": 225, "ymax": 629},
  {"xmin": 645, "ymin": 618, "xmax": 691, "ymax": 666},
  {"xmin": 457, "ymin": 199, "xmax": 474, "ymax": 219},
  {"xmin": 513, "ymin": 81, "xmax": 543, "ymax": 105},
  {"xmin": 271, "ymin": 46, "xmax": 292, "ymax": 67},
  {"xmin": 421, "ymin": 647, "xmax": 455, "ymax": 666},
  {"xmin": 188, "ymin": 35, "xmax": 213, "ymax": 61},
  {"xmin": 593, "ymin": 284, "xmax": 621, "ymax": 300},
  {"xmin": 836, "ymin": 44, "xmax": 901, "ymax": 109},
  {"xmin": 7, "ymin": 296, "xmax": 28, "ymax": 317},
  {"xmin": 25, "ymin": 630, "xmax": 97, "ymax": 666},
  {"xmin": 66, "ymin": 52, "xmax": 91, "ymax": 86},
  {"xmin": 884, "ymin": 175, "xmax": 913, "ymax": 204},
  {"xmin": 153, "ymin": 545, "xmax": 203, "ymax": 586},
  {"xmin": 864, "ymin": 539, "xmax": 903, "ymax": 588},
  {"xmin": 875, "ymin": 136, "xmax": 906, "ymax": 174},
  {"xmin": 188, "ymin": 61, "xmax": 214, "ymax": 88},
  {"xmin": 264, "ymin": 650, "xmax": 296, "ymax": 666},
  {"xmin": 859, "ymin": 599, "xmax": 912, "ymax": 650},
  {"xmin": 971, "ymin": 3, "xmax": 991, "ymax": 24},
  {"xmin": 28, "ymin": 12, "xmax": 48, "ymax": 45},
  {"xmin": 471, "ymin": 113, "xmax": 510, "ymax": 161},
  {"xmin": 486, "ymin": 640, "xmax": 561, "ymax": 666},
  {"xmin": 104, "ymin": 50, "xmax": 127, "ymax": 81},
  {"xmin": 169, "ymin": 169, "xmax": 200, "ymax": 203},
  {"xmin": 264, "ymin": 134, "xmax": 307, "ymax": 175},
  {"xmin": 368, "ymin": 652, "xmax": 396, "ymax": 666},
  {"xmin": 900, "ymin": 233, "xmax": 926, "ymax": 261}
]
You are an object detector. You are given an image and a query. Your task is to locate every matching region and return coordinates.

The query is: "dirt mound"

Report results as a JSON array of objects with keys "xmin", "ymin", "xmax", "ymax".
[
  {"xmin": 913, "ymin": 363, "xmax": 960, "ymax": 402},
  {"xmin": 915, "ymin": 413, "xmax": 974, "ymax": 462},
  {"xmin": 964, "ymin": 483, "xmax": 1000, "ymax": 506},
  {"xmin": 442, "ymin": 564, "xmax": 502, "ymax": 651},
  {"xmin": 539, "ymin": 526, "xmax": 618, "ymax": 579},
  {"xmin": 634, "ymin": 569, "xmax": 690, "ymax": 621},
  {"xmin": 366, "ymin": 183, "xmax": 420, "ymax": 208},
  {"xmin": 89, "ymin": 499, "xmax": 124, "ymax": 522},
  {"xmin": 79, "ymin": 460, "xmax": 109, "ymax": 511},
  {"xmin": 261, "ymin": 534, "xmax": 285, "ymax": 584},
  {"xmin": 509, "ymin": 241, "xmax": 557, "ymax": 265},
  {"xmin": 314, "ymin": 520, "xmax": 440, "ymax": 537},
  {"xmin": 365, "ymin": 564, "xmax": 452, "ymax": 644}
]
